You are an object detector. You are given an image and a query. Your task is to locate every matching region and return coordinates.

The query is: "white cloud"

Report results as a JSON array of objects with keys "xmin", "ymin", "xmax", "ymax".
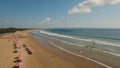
[
  {"xmin": 38, "ymin": 17, "xmax": 58, "ymax": 26},
  {"xmin": 40, "ymin": 17, "xmax": 52, "ymax": 24},
  {"xmin": 68, "ymin": 0, "xmax": 120, "ymax": 14}
]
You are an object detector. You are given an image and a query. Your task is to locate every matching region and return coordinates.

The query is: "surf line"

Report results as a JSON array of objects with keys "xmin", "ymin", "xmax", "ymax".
[
  {"xmin": 57, "ymin": 39, "xmax": 120, "ymax": 57},
  {"xmin": 49, "ymin": 41, "xmax": 112, "ymax": 68},
  {"xmin": 41, "ymin": 30, "xmax": 120, "ymax": 48}
]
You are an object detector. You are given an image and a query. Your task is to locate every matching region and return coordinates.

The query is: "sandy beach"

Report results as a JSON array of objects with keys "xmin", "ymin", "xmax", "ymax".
[{"xmin": 0, "ymin": 30, "xmax": 107, "ymax": 68}]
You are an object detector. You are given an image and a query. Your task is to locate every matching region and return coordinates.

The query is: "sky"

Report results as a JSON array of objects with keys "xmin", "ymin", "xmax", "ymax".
[{"xmin": 0, "ymin": 0, "xmax": 120, "ymax": 28}]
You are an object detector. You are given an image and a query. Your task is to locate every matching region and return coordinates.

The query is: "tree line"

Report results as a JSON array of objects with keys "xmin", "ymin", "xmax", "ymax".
[{"xmin": 0, "ymin": 28, "xmax": 30, "ymax": 34}]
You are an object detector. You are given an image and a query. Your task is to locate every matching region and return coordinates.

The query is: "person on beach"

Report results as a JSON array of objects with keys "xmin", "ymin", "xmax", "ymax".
[{"xmin": 93, "ymin": 41, "xmax": 95, "ymax": 45}]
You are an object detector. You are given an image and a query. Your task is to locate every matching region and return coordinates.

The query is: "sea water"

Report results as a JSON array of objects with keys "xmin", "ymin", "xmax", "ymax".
[{"xmin": 34, "ymin": 28, "xmax": 120, "ymax": 57}]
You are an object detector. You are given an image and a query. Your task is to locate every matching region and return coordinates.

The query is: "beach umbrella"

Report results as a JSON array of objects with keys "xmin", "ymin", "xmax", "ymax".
[
  {"xmin": 15, "ymin": 62, "xmax": 22, "ymax": 67},
  {"xmin": 18, "ymin": 53, "xmax": 23, "ymax": 58}
]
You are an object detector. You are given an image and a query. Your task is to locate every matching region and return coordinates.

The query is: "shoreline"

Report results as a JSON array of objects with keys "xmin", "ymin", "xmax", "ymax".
[
  {"xmin": 30, "ymin": 32, "xmax": 107, "ymax": 68},
  {"xmin": 31, "ymin": 31, "xmax": 120, "ymax": 68},
  {"xmin": 49, "ymin": 41, "xmax": 112, "ymax": 68},
  {"xmin": 0, "ymin": 30, "xmax": 116, "ymax": 68}
]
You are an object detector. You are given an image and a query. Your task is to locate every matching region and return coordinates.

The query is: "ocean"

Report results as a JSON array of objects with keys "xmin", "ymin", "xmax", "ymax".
[{"xmin": 31, "ymin": 28, "xmax": 120, "ymax": 68}]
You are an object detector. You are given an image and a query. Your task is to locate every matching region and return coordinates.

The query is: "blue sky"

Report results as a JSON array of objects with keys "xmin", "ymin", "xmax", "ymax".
[{"xmin": 0, "ymin": 0, "xmax": 120, "ymax": 28}]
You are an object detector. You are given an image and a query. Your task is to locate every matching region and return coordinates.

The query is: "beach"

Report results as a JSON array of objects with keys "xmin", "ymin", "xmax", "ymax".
[{"xmin": 0, "ymin": 30, "xmax": 108, "ymax": 68}]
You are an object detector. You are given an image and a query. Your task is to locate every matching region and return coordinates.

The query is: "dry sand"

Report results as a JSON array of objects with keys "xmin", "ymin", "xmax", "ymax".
[{"xmin": 0, "ymin": 30, "xmax": 106, "ymax": 68}]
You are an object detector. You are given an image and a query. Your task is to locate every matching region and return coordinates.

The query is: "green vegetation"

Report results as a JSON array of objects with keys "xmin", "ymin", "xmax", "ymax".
[{"xmin": 0, "ymin": 28, "xmax": 30, "ymax": 34}]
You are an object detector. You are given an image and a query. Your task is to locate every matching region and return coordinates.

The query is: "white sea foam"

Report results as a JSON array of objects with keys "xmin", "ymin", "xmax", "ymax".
[
  {"xmin": 56, "ymin": 39, "xmax": 120, "ymax": 57},
  {"xmin": 40, "ymin": 30, "xmax": 120, "ymax": 47},
  {"xmin": 92, "ymin": 48, "xmax": 120, "ymax": 57},
  {"xmin": 49, "ymin": 41, "xmax": 112, "ymax": 68},
  {"xmin": 40, "ymin": 30, "xmax": 93, "ymax": 41},
  {"xmin": 41, "ymin": 30, "xmax": 120, "ymax": 57},
  {"xmin": 40, "ymin": 30, "xmax": 74, "ymax": 39}
]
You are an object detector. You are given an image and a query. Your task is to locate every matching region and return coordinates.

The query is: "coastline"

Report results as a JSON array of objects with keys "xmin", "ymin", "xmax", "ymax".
[
  {"xmin": 35, "ymin": 30, "xmax": 120, "ymax": 68},
  {"xmin": 0, "ymin": 30, "xmax": 111, "ymax": 68},
  {"xmin": 30, "ymin": 31, "xmax": 107, "ymax": 68}
]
